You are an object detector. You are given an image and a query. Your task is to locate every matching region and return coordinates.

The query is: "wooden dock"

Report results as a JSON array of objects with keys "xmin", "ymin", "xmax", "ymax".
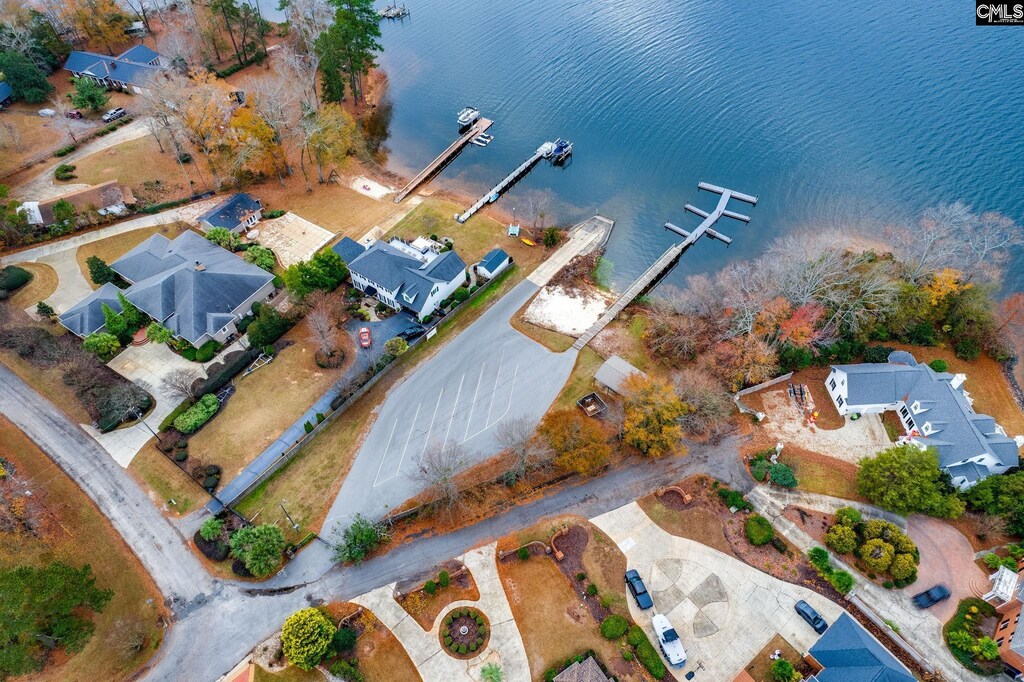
[
  {"xmin": 393, "ymin": 118, "xmax": 493, "ymax": 204},
  {"xmin": 456, "ymin": 141, "xmax": 555, "ymax": 223},
  {"xmin": 572, "ymin": 183, "xmax": 757, "ymax": 351}
]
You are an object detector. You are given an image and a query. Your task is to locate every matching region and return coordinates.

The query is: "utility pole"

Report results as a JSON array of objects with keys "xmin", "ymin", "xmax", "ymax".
[{"xmin": 280, "ymin": 500, "xmax": 300, "ymax": 532}]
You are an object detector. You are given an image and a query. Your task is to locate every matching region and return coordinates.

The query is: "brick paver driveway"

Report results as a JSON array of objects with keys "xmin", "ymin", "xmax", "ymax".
[{"xmin": 905, "ymin": 515, "xmax": 987, "ymax": 623}]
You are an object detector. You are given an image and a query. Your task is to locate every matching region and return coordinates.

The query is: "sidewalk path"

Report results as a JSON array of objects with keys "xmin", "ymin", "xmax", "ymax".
[
  {"xmin": 746, "ymin": 485, "xmax": 907, "ymax": 529},
  {"xmin": 351, "ymin": 544, "xmax": 529, "ymax": 681},
  {"xmin": 748, "ymin": 485, "xmax": 986, "ymax": 682}
]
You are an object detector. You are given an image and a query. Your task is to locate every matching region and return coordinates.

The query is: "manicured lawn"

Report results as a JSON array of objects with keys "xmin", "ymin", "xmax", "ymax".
[
  {"xmin": 189, "ymin": 318, "xmax": 351, "ymax": 481},
  {"xmin": 127, "ymin": 441, "xmax": 206, "ymax": 516},
  {"xmin": 75, "ymin": 222, "xmax": 190, "ymax": 289},
  {"xmin": 252, "ymin": 664, "xmax": 322, "ymax": 682},
  {"xmin": 254, "ymin": 171, "xmax": 400, "ymax": 236},
  {"xmin": 8, "ymin": 262, "xmax": 59, "ymax": 309},
  {"xmin": 782, "ymin": 445, "xmax": 865, "ymax": 502},
  {"xmin": 0, "ymin": 417, "xmax": 166, "ymax": 682},
  {"xmin": 60, "ymin": 135, "xmax": 193, "ymax": 205},
  {"xmin": 552, "ymin": 346, "xmax": 605, "ymax": 411}
]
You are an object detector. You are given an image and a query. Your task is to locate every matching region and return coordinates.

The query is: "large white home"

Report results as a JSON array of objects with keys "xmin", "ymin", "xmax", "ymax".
[
  {"xmin": 333, "ymin": 236, "xmax": 467, "ymax": 321},
  {"xmin": 826, "ymin": 351, "xmax": 1020, "ymax": 489}
]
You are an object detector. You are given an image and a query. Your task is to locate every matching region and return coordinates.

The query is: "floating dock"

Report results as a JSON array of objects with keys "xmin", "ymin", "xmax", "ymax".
[
  {"xmin": 456, "ymin": 140, "xmax": 560, "ymax": 223},
  {"xmin": 393, "ymin": 118, "xmax": 493, "ymax": 204},
  {"xmin": 572, "ymin": 182, "xmax": 757, "ymax": 350},
  {"xmin": 379, "ymin": 3, "xmax": 409, "ymax": 19}
]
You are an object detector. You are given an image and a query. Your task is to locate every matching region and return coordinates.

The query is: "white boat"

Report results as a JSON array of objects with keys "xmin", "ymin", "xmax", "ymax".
[
  {"xmin": 470, "ymin": 134, "xmax": 492, "ymax": 147},
  {"xmin": 457, "ymin": 107, "xmax": 480, "ymax": 128}
]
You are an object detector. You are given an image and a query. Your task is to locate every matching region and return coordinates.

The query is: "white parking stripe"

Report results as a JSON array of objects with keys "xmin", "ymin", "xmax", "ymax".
[
  {"xmin": 418, "ymin": 385, "xmax": 446, "ymax": 458},
  {"xmin": 463, "ymin": 362, "xmax": 486, "ymax": 441},
  {"xmin": 485, "ymin": 349, "xmax": 506, "ymax": 426},
  {"xmin": 371, "ymin": 418, "xmax": 401, "ymax": 487},
  {"xmin": 440, "ymin": 373, "xmax": 466, "ymax": 452},
  {"xmin": 373, "ymin": 403, "xmax": 420, "ymax": 487}
]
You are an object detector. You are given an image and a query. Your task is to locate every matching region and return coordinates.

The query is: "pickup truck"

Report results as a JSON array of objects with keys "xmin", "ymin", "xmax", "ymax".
[{"xmin": 652, "ymin": 614, "xmax": 687, "ymax": 667}]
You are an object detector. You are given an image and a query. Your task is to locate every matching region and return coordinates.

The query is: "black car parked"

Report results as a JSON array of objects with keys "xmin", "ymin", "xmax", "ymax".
[
  {"xmin": 625, "ymin": 569, "xmax": 654, "ymax": 610},
  {"xmin": 795, "ymin": 600, "xmax": 828, "ymax": 634},
  {"xmin": 912, "ymin": 584, "xmax": 951, "ymax": 609}
]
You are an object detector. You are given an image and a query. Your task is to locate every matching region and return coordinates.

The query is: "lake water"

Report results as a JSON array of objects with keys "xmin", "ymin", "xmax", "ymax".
[{"xmin": 368, "ymin": 0, "xmax": 1023, "ymax": 290}]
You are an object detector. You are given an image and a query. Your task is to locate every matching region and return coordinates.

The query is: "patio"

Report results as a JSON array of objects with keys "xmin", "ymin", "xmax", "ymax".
[{"xmin": 253, "ymin": 213, "xmax": 335, "ymax": 268}]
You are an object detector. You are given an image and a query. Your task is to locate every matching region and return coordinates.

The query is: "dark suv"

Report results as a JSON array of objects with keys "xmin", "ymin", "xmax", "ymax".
[
  {"xmin": 625, "ymin": 569, "xmax": 654, "ymax": 610},
  {"xmin": 795, "ymin": 600, "xmax": 828, "ymax": 634}
]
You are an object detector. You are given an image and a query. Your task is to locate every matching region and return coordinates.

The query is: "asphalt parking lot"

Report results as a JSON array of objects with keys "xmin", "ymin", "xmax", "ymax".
[{"xmin": 325, "ymin": 279, "xmax": 577, "ymax": 523}]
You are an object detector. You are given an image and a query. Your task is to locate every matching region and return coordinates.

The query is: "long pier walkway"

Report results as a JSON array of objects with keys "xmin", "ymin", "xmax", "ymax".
[
  {"xmin": 456, "ymin": 141, "xmax": 555, "ymax": 223},
  {"xmin": 572, "ymin": 182, "xmax": 757, "ymax": 350},
  {"xmin": 393, "ymin": 118, "xmax": 493, "ymax": 204}
]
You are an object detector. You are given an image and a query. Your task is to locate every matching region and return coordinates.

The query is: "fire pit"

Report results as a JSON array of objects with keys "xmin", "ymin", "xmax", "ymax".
[{"xmin": 439, "ymin": 607, "xmax": 489, "ymax": 658}]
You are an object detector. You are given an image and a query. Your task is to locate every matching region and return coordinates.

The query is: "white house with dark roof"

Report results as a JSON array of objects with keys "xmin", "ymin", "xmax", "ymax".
[
  {"xmin": 336, "ymin": 237, "xmax": 467, "ymax": 321},
  {"xmin": 476, "ymin": 247, "xmax": 512, "ymax": 279},
  {"xmin": 60, "ymin": 231, "xmax": 274, "ymax": 347},
  {"xmin": 826, "ymin": 351, "xmax": 1020, "ymax": 489},
  {"xmin": 63, "ymin": 45, "xmax": 165, "ymax": 93}
]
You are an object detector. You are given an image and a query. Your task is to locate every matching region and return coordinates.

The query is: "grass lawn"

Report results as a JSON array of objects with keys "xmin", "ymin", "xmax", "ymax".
[
  {"xmin": 509, "ymin": 313, "xmax": 576, "ymax": 352},
  {"xmin": 580, "ymin": 524, "xmax": 629, "ymax": 615},
  {"xmin": 782, "ymin": 445, "xmax": 865, "ymax": 502},
  {"xmin": 552, "ymin": 346, "xmax": 605, "ymax": 411},
  {"xmin": 638, "ymin": 496, "xmax": 735, "ymax": 557},
  {"xmin": 127, "ymin": 442, "xmax": 206, "ymax": 516},
  {"xmin": 189, "ymin": 318, "xmax": 351, "ymax": 480},
  {"xmin": 387, "ymin": 197, "xmax": 548, "ymax": 272},
  {"xmin": 8, "ymin": 262, "xmax": 59, "ymax": 308},
  {"xmin": 0, "ymin": 347, "xmax": 92, "ymax": 423},
  {"xmin": 75, "ymin": 222, "xmax": 190, "ymax": 289},
  {"xmin": 252, "ymin": 665, "xmax": 322, "ymax": 682},
  {"xmin": 0, "ymin": 416, "xmax": 166, "ymax": 682},
  {"xmin": 887, "ymin": 342, "xmax": 1024, "ymax": 437},
  {"xmin": 497, "ymin": 551, "xmax": 642, "ymax": 681},
  {"xmin": 58, "ymin": 135, "xmax": 192, "ymax": 206}
]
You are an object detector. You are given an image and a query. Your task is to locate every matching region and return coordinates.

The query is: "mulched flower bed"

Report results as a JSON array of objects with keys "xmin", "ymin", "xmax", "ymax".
[
  {"xmin": 549, "ymin": 525, "xmax": 614, "ymax": 624},
  {"xmin": 439, "ymin": 607, "xmax": 489, "ymax": 658}
]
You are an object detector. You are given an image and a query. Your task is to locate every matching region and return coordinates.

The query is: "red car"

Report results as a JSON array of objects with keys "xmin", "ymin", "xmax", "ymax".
[
  {"xmin": 65, "ymin": 110, "xmax": 83, "ymax": 119},
  {"xmin": 358, "ymin": 327, "xmax": 372, "ymax": 348}
]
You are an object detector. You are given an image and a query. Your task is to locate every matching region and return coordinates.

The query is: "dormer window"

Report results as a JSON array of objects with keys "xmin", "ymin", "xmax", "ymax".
[
  {"xmin": 403, "ymin": 292, "xmax": 416, "ymax": 304},
  {"xmin": 911, "ymin": 401, "xmax": 923, "ymax": 414},
  {"xmin": 921, "ymin": 422, "xmax": 932, "ymax": 435}
]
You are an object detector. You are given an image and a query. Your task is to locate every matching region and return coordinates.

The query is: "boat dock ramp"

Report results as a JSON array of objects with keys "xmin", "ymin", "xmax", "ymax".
[
  {"xmin": 572, "ymin": 182, "xmax": 757, "ymax": 350},
  {"xmin": 393, "ymin": 118, "xmax": 493, "ymax": 204},
  {"xmin": 379, "ymin": 3, "xmax": 409, "ymax": 19},
  {"xmin": 456, "ymin": 138, "xmax": 573, "ymax": 223}
]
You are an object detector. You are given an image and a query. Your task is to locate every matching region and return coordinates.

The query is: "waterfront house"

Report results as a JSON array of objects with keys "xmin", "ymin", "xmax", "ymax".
[
  {"xmin": 825, "ymin": 351, "xmax": 1020, "ymax": 489},
  {"xmin": 60, "ymin": 230, "xmax": 274, "ymax": 347},
  {"xmin": 63, "ymin": 45, "xmax": 165, "ymax": 94},
  {"xmin": 198, "ymin": 193, "xmax": 263, "ymax": 234},
  {"xmin": 337, "ymin": 236, "xmax": 467, "ymax": 321},
  {"xmin": 19, "ymin": 181, "xmax": 135, "ymax": 226},
  {"xmin": 476, "ymin": 248, "xmax": 512, "ymax": 279}
]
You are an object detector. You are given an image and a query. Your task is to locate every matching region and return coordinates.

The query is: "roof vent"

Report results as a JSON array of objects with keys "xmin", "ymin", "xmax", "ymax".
[
  {"xmin": 110, "ymin": 61, "xmax": 117, "ymax": 69},
  {"xmin": 195, "ymin": 260, "xmax": 206, "ymax": 272}
]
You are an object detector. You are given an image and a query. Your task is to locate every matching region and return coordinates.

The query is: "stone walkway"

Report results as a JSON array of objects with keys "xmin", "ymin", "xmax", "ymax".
[
  {"xmin": 350, "ymin": 543, "xmax": 530, "ymax": 681},
  {"xmin": 591, "ymin": 502, "xmax": 845, "ymax": 682},
  {"xmin": 748, "ymin": 485, "xmax": 987, "ymax": 682}
]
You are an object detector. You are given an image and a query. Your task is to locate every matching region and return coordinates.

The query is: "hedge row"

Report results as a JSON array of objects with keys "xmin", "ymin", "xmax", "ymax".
[
  {"xmin": 138, "ymin": 197, "xmax": 191, "ymax": 214},
  {"xmin": 98, "ymin": 394, "xmax": 153, "ymax": 433},
  {"xmin": 173, "ymin": 394, "xmax": 220, "ymax": 433},
  {"xmin": 200, "ymin": 348, "xmax": 260, "ymax": 396},
  {"xmin": 160, "ymin": 398, "xmax": 194, "ymax": 432},
  {"xmin": 52, "ymin": 117, "xmax": 134, "ymax": 158},
  {"xmin": 0, "ymin": 266, "xmax": 31, "ymax": 292},
  {"xmin": 213, "ymin": 50, "xmax": 266, "ymax": 78}
]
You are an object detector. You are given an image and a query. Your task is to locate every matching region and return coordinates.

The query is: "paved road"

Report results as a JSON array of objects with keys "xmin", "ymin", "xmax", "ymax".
[{"xmin": 0, "ymin": 364, "xmax": 216, "ymax": 608}]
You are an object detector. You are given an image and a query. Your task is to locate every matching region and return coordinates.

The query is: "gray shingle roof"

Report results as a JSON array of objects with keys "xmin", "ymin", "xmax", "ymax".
[
  {"xmin": 553, "ymin": 657, "xmax": 612, "ymax": 682},
  {"xmin": 835, "ymin": 352, "xmax": 1018, "ymax": 471},
  {"xmin": 58, "ymin": 282, "xmax": 123, "ymax": 336},
  {"xmin": 118, "ymin": 44, "xmax": 160, "ymax": 63},
  {"xmin": 331, "ymin": 236, "xmax": 366, "ymax": 265},
  {"xmin": 63, "ymin": 49, "xmax": 165, "ymax": 88},
  {"xmin": 198, "ymin": 193, "xmax": 262, "ymax": 230},
  {"xmin": 479, "ymin": 247, "xmax": 509, "ymax": 273},
  {"xmin": 347, "ymin": 241, "xmax": 466, "ymax": 315},
  {"xmin": 103, "ymin": 230, "xmax": 273, "ymax": 345},
  {"xmin": 809, "ymin": 613, "xmax": 915, "ymax": 682}
]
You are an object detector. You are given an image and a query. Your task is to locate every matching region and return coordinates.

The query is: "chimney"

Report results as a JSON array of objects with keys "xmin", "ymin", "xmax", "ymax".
[
  {"xmin": 195, "ymin": 260, "xmax": 206, "ymax": 272},
  {"xmin": 110, "ymin": 61, "xmax": 117, "ymax": 69}
]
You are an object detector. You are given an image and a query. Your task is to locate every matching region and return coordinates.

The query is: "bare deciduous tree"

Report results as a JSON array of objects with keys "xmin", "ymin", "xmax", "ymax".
[
  {"xmin": 412, "ymin": 442, "xmax": 465, "ymax": 512},
  {"xmin": 107, "ymin": 617, "xmax": 147, "ymax": 660},
  {"xmin": 306, "ymin": 291, "xmax": 339, "ymax": 357},
  {"xmin": 161, "ymin": 367, "xmax": 202, "ymax": 402},
  {"xmin": 672, "ymin": 367, "xmax": 734, "ymax": 440},
  {"xmin": 494, "ymin": 415, "xmax": 540, "ymax": 480}
]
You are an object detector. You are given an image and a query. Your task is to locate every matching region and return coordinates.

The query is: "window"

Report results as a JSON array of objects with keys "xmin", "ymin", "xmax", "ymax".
[
  {"xmin": 829, "ymin": 378, "xmax": 836, "ymax": 390},
  {"xmin": 1001, "ymin": 620, "xmax": 1010, "ymax": 630},
  {"xmin": 899, "ymin": 405, "xmax": 910, "ymax": 419},
  {"xmin": 921, "ymin": 423, "xmax": 932, "ymax": 435},
  {"xmin": 997, "ymin": 637, "xmax": 1004, "ymax": 646},
  {"xmin": 837, "ymin": 396, "xmax": 844, "ymax": 407}
]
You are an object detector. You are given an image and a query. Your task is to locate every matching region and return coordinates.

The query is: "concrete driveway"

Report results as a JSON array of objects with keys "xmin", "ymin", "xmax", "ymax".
[
  {"xmin": 905, "ymin": 515, "xmax": 988, "ymax": 622},
  {"xmin": 591, "ymin": 502, "xmax": 845, "ymax": 681},
  {"xmin": 88, "ymin": 341, "xmax": 207, "ymax": 467}
]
